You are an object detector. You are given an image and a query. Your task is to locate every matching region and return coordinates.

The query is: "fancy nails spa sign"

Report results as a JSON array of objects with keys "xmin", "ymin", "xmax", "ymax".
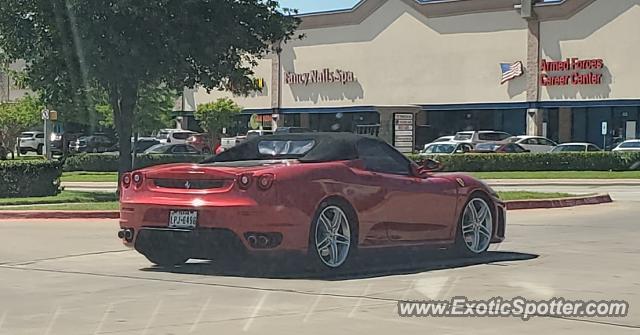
[
  {"xmin": 284, "ymin": 68, "xmax": 356, "ymax": 86},
  {"xmin": 540, "ymin": 58, "xmax": 604, "ymax": 86}
]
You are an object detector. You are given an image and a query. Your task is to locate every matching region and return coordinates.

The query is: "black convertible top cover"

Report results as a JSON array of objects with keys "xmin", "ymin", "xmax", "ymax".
[{"xmin": 207, "ymin": 132, "xmax": 380, "ymax": 163}]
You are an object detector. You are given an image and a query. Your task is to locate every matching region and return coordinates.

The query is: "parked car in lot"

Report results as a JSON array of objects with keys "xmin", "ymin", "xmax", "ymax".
[
  {"xmin": 453, "ymin": 131, "xmax": 512, "ymax": 146},
  {"xmin": 274, "ymin": 127, "xmax": 313, "ymax": 134},
  {"xmin": 246, "ymin": 129, "xmax": 274, "ymax": 140},
  {"xmin": 18, "ymin": 131, "xmax": 45, "ymax": 155},
  {"xmin": 430, "ymin": 135, "xmax": 455, "ymax": 144},
  {"xmin": 51, "ymin": 132, "xmax": 83, "ymax": 155},
  {"xmin": 551, "ymin": 143, "xmax": 601, "ymax": 153},
  {"xmin": 118, "ymin": 133, "xmax": 506, "ymax": 269},
  {"xmin": 69, "ymin": 135, "xmax": 114, "ymax": 153},
  {"xmin": 144, "ymin": 144, "xmax": 202, "ymax": 155},
  {"xmin": 155, "ymin": 129, "xmax": 196, "ymax": 144},
  {"xmin": 186, "ymin": 133, "xmax": 212, "ymax": 154},
  {"xmin": 420, "ymin": 142, "xmax": 474, "ymax": 155},
  {"xmin": 473, "ymin": 142, "xmax": 530, "ymax": 153},
  {"xmin": 612, "ymin": 139, "xmax": 640, "ymax": 152},
  {"xmin": 505, "ymin": 136, "xmax": 557, "ymax": 153}
]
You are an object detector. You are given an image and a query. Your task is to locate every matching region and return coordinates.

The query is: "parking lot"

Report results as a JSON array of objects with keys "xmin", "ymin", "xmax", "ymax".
[{"xmin": 0, "ymin": 185, "xmax": 637, "ymax": 334}]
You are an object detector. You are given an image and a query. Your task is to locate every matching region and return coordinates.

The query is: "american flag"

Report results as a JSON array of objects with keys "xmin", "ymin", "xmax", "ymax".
[{"xmin": 500, "ymin": 61, "xmax": 524, "ymax": 84}]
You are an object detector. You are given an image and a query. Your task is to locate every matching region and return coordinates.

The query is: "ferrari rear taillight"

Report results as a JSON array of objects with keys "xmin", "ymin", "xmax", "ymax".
[
  {"xmin": 122, "ymin": 173, "xmax": 131, "ymax": 188},
  {"xmin": 132, "ymin": 172, "xmax": 144, "ymax": 188},
  {"xmin": 238, "ymin": 173, "xmax": 252, "ymax": 190},
  {"xmin": 257, "ymin": 174, "xmax": 275, "ymax": 190}
]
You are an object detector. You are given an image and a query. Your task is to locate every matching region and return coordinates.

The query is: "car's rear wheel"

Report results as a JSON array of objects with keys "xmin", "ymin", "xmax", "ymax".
[
  {"xmin": 309, "ymin": 201, "xmax": 355, "ymax": 271},
  {"xmin": 143, "ymin": 250, "xmax": 189, "ymax": 267},
  {"xmin": 454, "ymin": 195, "xmax": 493, "ymax": 257},
  {"xmin": 36, "ymin": 144, "xmax": 43, "ymax": 155}
]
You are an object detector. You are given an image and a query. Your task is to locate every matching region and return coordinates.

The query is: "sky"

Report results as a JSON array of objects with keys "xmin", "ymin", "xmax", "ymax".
[
  {"xmin": 277, "ymin": 0, "xmax": 561, "ymax": 14},
  {"xmin": 278, "ymin": 0, "xmax": 360, "ymax": 14}
]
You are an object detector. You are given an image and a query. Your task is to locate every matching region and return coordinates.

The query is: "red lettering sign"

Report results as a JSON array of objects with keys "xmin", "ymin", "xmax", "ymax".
[{"xmin": 540, "ymin": 58, "xmax": 604, "ymax": 86}]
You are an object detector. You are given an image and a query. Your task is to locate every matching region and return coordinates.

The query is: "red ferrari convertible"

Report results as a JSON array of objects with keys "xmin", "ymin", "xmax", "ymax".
[{"xmin": 118, "ymin": 133, "xmax": 506, "ymax": 270}]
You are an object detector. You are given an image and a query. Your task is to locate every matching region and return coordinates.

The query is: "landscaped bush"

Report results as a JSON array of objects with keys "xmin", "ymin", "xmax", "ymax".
[
  {"xmin": 63, "ymin": 153, "xmax": 209, "ymax": 172},
  {"xmin": 409, "ymin": 152, "xmax": 640, "ymax": 172},
  {"xmin": 0, "ymin": 160, "xmax": 62, "ymax": 198}
]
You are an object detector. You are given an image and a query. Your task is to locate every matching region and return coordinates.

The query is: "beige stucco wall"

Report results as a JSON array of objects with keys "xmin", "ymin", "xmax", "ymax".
[
  {"xmin": 540, "ymin": 0, "xmax": 640, "ymax": 101},
  {"xmin": 280, "ymin": 0, "xmax": 528, "ymax": 108},
  {"xmin": 192, "ymin": 57, "xmax": 273, "ymax": 109},
  {"xmin": 199, "ymin": 0, "xmax": 528, "ymax": 110}
]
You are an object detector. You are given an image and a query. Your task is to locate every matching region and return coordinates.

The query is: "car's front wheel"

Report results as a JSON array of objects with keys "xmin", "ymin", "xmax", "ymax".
[
  {"xmin": 309, "ymin": 201, "xmax": 355, "ymax": 271},
  {"xmin": 143, "ymin": 251, "xmax": 189, "ymax": 267},
  {"xmin": 454, "ymin": 195, "xmax": 493, "ymax": 257}
]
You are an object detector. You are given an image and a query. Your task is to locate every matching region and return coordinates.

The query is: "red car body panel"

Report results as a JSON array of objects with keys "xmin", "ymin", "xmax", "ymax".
[{"xmin": 119, "ymin": 160, "xmax": 506, "ymax": 254}]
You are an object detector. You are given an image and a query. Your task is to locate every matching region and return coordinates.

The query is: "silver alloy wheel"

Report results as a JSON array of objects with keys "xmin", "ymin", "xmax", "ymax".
[
  {"xmin": 461, "ymin": 198, "xmax": 493, "ymax": 254},
  {"xmin": 315, "ymin": 205, "xmax": 351, "ymax": 268}
]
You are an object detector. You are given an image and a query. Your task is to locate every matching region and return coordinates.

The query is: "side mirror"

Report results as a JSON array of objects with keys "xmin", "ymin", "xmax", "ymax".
[{"xmin": 422, "ymin": 158, "xmax": 444, "ymax": 172}]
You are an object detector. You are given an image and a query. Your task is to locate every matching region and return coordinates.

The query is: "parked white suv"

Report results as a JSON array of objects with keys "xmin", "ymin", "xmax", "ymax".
[
  {"xmin": 18, "ymin": 131, "xmax": 45, "ymax": 155},
  {"xmin": 155, "ymin": 129, "xmax": 196, "ymax": 144},
  {"xmin": 453, "ymin": 131, "xmax": 512, "ymax": 146}
]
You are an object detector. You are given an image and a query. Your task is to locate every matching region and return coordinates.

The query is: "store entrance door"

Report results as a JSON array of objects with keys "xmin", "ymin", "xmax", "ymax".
[{"xmin": 626, "ymin": 121, "xmax": 637, "ymax": 140}]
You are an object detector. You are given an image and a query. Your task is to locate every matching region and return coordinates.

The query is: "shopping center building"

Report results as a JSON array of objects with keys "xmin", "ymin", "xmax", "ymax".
[{"xmin": 181, "ymin": 0, "xmax": 640, "ymax": 151}]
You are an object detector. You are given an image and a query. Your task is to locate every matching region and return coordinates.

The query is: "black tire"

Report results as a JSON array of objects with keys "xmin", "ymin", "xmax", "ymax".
[
  {"xmin": 307, "ymin": 199, "xmax": 357, "ymax": 272},
  {"xmin": 143, "ymin": 250, "xmax": 189, "ymax": 267},
  {"xmin": 36, "ymin": 144, "xmax": 43, "ymax": 155},
  {"xmin": 454, "ymin": 194, "xmax": 494, "ymax": 258}
]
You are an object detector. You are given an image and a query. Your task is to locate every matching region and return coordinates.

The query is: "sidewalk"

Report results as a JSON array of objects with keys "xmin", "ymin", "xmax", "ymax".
[{"xmin": 61, "ymin": 179, "xmax": 640, "ymax": 192}]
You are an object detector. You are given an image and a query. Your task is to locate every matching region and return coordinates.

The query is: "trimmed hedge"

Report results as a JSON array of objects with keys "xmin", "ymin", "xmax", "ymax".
[
  {"xmin": 409, "ymin": 152, "xmax": 640, "ymax": 172},
  {"xmin": 63, "ymin": 153, "xmax": 209, "ymax": 172},
  {"xmin": 0, "ymin": 160, "xmax": 62, "ymax": 198}
]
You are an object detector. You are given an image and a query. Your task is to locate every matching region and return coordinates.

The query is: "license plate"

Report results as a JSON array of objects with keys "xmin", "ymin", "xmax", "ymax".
[{"xmin": 168, "ymin": 210, "xmax": 198, "ymax": 229}]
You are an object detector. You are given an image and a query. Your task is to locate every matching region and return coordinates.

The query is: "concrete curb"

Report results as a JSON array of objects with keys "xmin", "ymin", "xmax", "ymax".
[
  {"xmin": 0, "ymin": 194, "xmax": 614, "ymax": 220},
  {"xmin": 505, "ymin": 193, "xmax": 613, "ymax": 210}
]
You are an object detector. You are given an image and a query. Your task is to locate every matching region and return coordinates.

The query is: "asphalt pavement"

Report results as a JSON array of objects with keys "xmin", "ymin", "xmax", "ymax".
[{"xmin": 0, "ymin": 189, "xmax": 638, "ymax": 334}]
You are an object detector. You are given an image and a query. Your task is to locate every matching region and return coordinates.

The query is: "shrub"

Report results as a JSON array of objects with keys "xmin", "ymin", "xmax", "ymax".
[
  {"xmin": 0, "ymin": 160, "xmax": 62, "ymax": 198},
  {"xmin": 409, "ymin": 152, "xmax": 640, "ymax": 172},
  {"xmin": 63, "ymin": 153, "xmax": 209, "ymax": 172}
]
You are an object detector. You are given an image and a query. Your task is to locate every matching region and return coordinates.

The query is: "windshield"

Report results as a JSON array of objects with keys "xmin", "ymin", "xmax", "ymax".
[
  {"xmin": 144, "ymin": 144, "xmax": 167, "ymax": 153},
  {"xmin": 156, "ymin": 131, "xmax": 170, "ymax": 140},
  {"xmin": 423, "ymin": 143, "xmax": 456, "ymax": 154},
  {"xmin": 553, "ymin": 145, "xmax": 585, "ymax": 152},
  {"xmin": 505, "ymin": 137, "xmax": 521, "ymax": 143},
  {"xmin": 258, "ymin": 140, "xmax": 315, "ymax": 156},
  {"xmin": 619, "ymin": 141, "xmax": 640, "ymax": 148},
  {"xmin": 453, "ymin": 132, "xmax": 473, "ymax": 141}
]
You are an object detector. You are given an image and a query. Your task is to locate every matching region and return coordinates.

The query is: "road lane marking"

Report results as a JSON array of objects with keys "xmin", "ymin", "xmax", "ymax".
[
  {"xmin": 93, "ymin": 302, "xmax": 116, "ymax": 335},
  {"xmin": 43, "ymin": 307, "xmax": 61, "ymax": 335},
  {"xmin": 190, "ymin": 297, "xmax": 211, "ymax": 333},
  {"xmin": 141, "ymin": 300, "xmax": 163, "ymax": 335},
  {"xmin": 348, "ymin": 283, "xmax": 372, "ymax": 318},
  {"xmin": 303, "ymin": 288, "xmax": 326, "ymax": 323},
  {"xmin": 243, "ymin": 292, "xmax": 269, "ymax": 332}
]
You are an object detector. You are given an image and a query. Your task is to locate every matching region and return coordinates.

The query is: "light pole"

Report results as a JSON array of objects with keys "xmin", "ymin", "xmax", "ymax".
[{"xmin": 272, "ymin": 38, "xmax": 284, "ymax": 131}]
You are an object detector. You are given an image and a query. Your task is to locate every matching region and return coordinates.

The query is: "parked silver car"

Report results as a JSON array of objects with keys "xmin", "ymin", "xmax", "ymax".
[
  {"xmin": 551, "ymin": 143, "xmax": 601, "ymax": 153},
  {"xmin": 506, "ymin": 136, "xmax": 558, "ymax": 153},
  {"xmin": 612, "ymin": 139, "xmax": 640, "ymax": 152}
]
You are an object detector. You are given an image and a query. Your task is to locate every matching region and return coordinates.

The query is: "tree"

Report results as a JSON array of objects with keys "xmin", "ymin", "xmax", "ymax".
[
  {"xmin": 0, "ymin": 0, "xmax": 299, "ymax": 176},
  {"xmin": 95, "ymin": 83, "xmax": 177, "ymax": 136},
  {"xmin": 0, "ymin": 95, "xmax": 43, "ymax": 158},
  {"xmin": 195, "ymin": 98, "xmax": 242, "ymax": 144}
]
